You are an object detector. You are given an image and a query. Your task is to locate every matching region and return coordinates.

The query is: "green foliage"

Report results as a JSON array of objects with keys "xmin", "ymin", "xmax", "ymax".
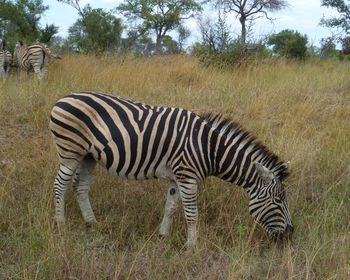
[
  {"xmin": 319, "ymin": 37, "xmax": 339, "ymax": 59},
  {"xmin": 117, "ymin": 0, "xmax": 202, "ymax": 53},
  {"xmin": 177, "ymin": 25, "xmax": 190, "ymax": 52},
  {"xmin": 267, "ymin": 29, "xmax": 308, "ymax": 59},
  {"xmin": 194, "ymin": 13, "xmax": 270, "ymax": 67},
  {"xmin": 120, "ymin": 30, "xmax": 155, "ymax": 55},
  {"xmin": 162, "ymin": 35, "xmax": 179, "ymax": 54},
  {"xmin": 192, "ymin": 39, "xmax": 269, "ymax": 67},
  {"xmin": 320, "ymin": 1, "xmax": 350, "ymax": 58},
  {"xmin": 321, "ymin": 0, "xmax": 350, "ymax": 34},
  {"xmin": 0, "ymin": 0, "xmax": 57, "ymax": 44},
  {"xmin": 39, "ymin": 24, "xmax": 58, "ymax": 43},
  {"xmin": 68, "ymin": 6, "xmax": 122, "ymax": 53},
  {"xmin": 198, "ymin": 12, "xmax": 232, "ymax": 54},
  {"xmin": 340, "ymin": 36, "xmax": 350, "ymax": 54}
]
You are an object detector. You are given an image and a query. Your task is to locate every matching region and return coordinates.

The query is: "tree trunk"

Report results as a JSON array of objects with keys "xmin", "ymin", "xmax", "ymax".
[
  {"xmin": 239, "ymin": 15, "xmax": 246, "ymax": 47},
  {"xmin": 155, "ymin": 34, "xmax": 162, "ymax": 55}
]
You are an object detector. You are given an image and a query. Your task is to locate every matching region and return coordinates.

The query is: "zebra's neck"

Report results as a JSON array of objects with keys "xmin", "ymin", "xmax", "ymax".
[
  {"xmin": 201, "ymin": 114, "xmax": 288, "ymax": 190},
  {"xmin": 210, "ymin": 125, "xmax": 258, "ymax": 189}
]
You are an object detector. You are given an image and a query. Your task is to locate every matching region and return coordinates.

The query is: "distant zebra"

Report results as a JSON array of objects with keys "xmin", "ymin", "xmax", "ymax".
[
  {"xmin": 0, "ymin": 40, "xmax": 12, "ymax": 79},
  {"xmin": 50, "ymin": 92, "xmax": 293, "ymax": 246},
  {"xmin": 13, "ymin": 41, "xmax": 60, "ymax": 79}
]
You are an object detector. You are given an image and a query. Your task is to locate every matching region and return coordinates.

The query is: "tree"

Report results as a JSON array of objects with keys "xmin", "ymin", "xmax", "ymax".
[
  {"xmin": 121, "ymin": 30, "xmax": 156, "ymax": 55},
  {"xmin": 219, "ymin": 0, "xmax": 287, "ymax": 46},
  {"xmin": 267, "ymin": 29, "xmax": 308, "ymax": 59},
  {"xmin": 198, "ymin": 17, "xmax": 218, "ymax": 53},
  {"xmin": 39, "ymin": 24, "xmax": 59, "ymax": 43},
  {"xmin": 57, "ymin": 0, "xmax": 85, "ymax": 18},
  {"xmin": 58, "ymin": 1, "xmax": 122, "ymax": 53},
  {"xmin": 319, "ymin": 37, "xmax": 338, "ymax": 58},
  {"xmin": 320, "ymin": 1, "xmax": 350, "ymax": 55},
  {"xmin": 341, "ymin": 36, "xmax": 350, "ymax": 54},
  {"xmin": 117, "ymin": 0, "xmax": 202, "ymax": 54},
  {"xmin": 67, "ymin": 6, "xmax": 123, "ymax": 53},
  {"xmin": 198, "ymin": 11, "xmax": 232, "ymax": 53},
  {"xmin": 177, "ymin": 25, "xmax": 190, "ymax": 52},
  {"xmin": 0, "ymin": 0, "xmax": 57, "ymax": 44},
  {"xmin": 320, "ymin": 0, "xmax": 350, "ymax": 34},
  {"xmin": 162, "ymin": 35, "xmax": 179, "ymax": 53}
]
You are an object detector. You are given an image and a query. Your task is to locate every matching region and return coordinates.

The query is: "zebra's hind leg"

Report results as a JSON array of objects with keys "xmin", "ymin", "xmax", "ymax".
[
  {"xmin": 4, "ymin": 64, "xmax": 9, "ymax": 79},
  {"xmin": 72, "ymin": 166, "xmax": 80, "ymax": 188},
  {"xmin": 0, "ymin": 67, "xmax": 5, "ymax": 79},
  {"xmin": 159, "ymin": 181, "xmax": 180, "ymax": 237},
  {"xmin": 41, "ymin": 57, "xmax": 48, "ymax": 78},
  {"xmin": 73, "ymin": 156, "xmax": 97, "ymax": 225},
  {"xmin": 33, "ymin": 64, "xmax": 43, "ymax": 80},
  {"xmin": 54, "ymin": 161, "xmax": 79, "ymax": 226}
]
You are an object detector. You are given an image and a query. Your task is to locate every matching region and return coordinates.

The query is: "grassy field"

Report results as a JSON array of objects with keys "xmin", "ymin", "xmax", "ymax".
[{"xmin": 0, "ymin": 55, "xmax": 349, "ymax": 279}]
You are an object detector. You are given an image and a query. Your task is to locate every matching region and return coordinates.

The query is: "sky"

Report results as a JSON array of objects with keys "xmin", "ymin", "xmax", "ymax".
[{"xmin": 40, "ymin": 0, "xmax": 340, "ymax": 47}]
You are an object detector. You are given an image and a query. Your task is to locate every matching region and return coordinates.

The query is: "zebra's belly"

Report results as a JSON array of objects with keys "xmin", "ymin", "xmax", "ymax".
[
  {"xmin": 95, "ymin": 143, "xmax": 175, "ymax": 181},
  {"xmin": 104, "ymin": 162, "xmax": 175, "ymax": 181}
]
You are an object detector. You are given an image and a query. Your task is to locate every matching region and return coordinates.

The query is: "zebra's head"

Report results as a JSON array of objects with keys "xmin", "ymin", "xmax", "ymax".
[{"xmin": 248, "ymin": 162, "xmax": 293, "ymax": 241}]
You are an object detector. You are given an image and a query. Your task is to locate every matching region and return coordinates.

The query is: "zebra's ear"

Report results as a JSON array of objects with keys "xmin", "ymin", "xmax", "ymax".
[{"xmin": 254, "ymin": 162, "xmax": 274, "ymax": 185}]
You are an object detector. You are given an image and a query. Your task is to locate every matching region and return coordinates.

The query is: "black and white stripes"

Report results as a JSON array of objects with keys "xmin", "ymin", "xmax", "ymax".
[
  {"xmin": 50, "ymin": 92, "xmax": 293, "ymax": 245},
  {"xmin": 0, "ymin": 40, "xmax": 12, "ymax": 79},
  {"xmin": 13, "ymin": 41, "xmax": 57, "ymax": 79}
]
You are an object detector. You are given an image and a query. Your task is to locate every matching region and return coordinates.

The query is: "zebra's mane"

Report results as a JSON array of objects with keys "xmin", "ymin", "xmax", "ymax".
[{"xmin": 201, "ymin": 113, "xmax": 289, "ymax": 180}]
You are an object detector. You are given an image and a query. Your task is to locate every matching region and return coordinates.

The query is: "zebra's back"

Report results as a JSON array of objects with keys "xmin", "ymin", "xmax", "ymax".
[
  {"xmin": 50, "ymin": 92, "xmax": 198, "ymax": 180},
  {"xmin": 18, "ymin": 44, "xmax": 46, "ymax": 69}
]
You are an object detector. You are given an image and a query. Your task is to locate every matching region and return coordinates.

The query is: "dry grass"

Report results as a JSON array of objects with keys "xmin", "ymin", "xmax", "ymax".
[{"xmin": 0, "ymin": 55, "xmax": 349, "ymax": 279}]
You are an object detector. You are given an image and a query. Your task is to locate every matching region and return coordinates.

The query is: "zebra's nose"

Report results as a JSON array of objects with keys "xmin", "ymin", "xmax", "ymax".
[{"xmin": 284, "ymin": 224, "xmax": 294, "ymax": 238}]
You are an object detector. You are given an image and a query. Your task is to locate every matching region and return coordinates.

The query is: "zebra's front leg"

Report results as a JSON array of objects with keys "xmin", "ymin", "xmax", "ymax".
[
  {"xmin": 159, "ymin": 181, "xmax": 180, "ymax": 237},
  {"xmin": 73, "ymin": 158, "xmax": 97, "ymax": 225},
  {"xmin": 177, "ymin": 180, "xmax": 199, "ymax": 247}
]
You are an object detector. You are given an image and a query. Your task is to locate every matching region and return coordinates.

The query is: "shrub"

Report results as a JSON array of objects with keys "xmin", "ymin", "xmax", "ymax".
[{"xmin": 267, "ymin": 29, "xmax": 308, "ymax": 59}]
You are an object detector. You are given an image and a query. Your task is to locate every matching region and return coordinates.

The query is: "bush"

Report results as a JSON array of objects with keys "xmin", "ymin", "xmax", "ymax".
[
  {"xmin": 191, "ymin": 40, "xmax": 270, "ymax": 68},
  {"xmin": 267, "ymin": 29, "xmax": 308, "ymax": 59}
]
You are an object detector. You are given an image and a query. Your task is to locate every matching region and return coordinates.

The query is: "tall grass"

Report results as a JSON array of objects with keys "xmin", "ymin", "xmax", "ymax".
[{"xmin": 0, "ymin": 55, "xmax": 349, "ymax": 279}]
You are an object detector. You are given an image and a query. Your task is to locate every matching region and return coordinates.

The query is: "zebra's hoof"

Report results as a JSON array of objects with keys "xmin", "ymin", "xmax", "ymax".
[
  {"xmin": 158, "ymin": 234, "xmax": 167, "ymax": 239},
  {"xmin": 85, "ymin": 220, "xmax": 97, "ymax": 229},
  {"xmin": 55, "ymin": 221, "xmax": 66, "ymax": 234}
]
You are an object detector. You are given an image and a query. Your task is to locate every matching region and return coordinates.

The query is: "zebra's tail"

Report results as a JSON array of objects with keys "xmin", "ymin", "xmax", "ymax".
[{"xmin": 51, "ymin": 54, "xmax": 62, "ymax": 60}]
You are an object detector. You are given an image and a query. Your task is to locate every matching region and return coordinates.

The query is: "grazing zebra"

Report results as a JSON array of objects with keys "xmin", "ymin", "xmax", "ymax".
[
  {"xmin": 13, "ymin": 41, "xmax": 60, "ymax": 79},
  {"xmin": 50, "ymin": 92, "xmax": 293, "ymax": 246},
  {"xmin": 0, "ymin": 40, "xmax": 12, "ymax": 79}
]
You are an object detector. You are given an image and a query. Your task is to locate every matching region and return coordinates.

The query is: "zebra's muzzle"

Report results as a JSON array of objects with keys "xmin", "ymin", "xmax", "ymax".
[{"xmin": 270, "ymin": 224, "xmax": 294, "ymax": 241}]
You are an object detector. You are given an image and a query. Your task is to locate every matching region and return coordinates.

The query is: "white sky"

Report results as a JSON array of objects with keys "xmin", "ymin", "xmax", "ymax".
[{"xmin": 40, "ymin": 0, "xmax": 340, "ymax": 47}]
